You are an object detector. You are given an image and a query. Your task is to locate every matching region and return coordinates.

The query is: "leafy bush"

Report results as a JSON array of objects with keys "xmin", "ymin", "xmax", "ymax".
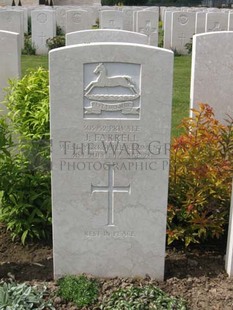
[
  {"xmin": 22, "ymin": 35, "xmax": 36, "ymax": 55},
  {"xmin": 158, "ymin": 20, "xmax": 164, "ymax": 48},
  {"xmin": 58, "ymin": 275, "xmax": 99, "ymax": 308},
  {"xmin": 0, "ymin": 281, "xmax": 54, "ymax": 309},
  {"xmin": 185, "ymin": 38, "xmax": 192, "ymax": 55},
  {"xmin": 46, "ymin": 36, "xmax": 65, "ymax": 50},
  {"xmin": 100, "ymin": 285, "xmax": 187, "ymax": 309},
  {"xmin": 56, "ymin": 25, "xmax": 64, "ymax": 36},
  {"xmin": 168, "ymin": 103, "xmax": 233, "ymax": 246},
  {"xmin": 0, "ymin": 68, "xmax": 51, "ymax": 244}
]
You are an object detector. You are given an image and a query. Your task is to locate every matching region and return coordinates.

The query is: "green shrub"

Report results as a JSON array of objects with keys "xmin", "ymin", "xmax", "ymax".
[
  {"xmin": 185, "ymin": 38, "xmax": 192, "ymax": 55},
  {"xmin": 0, "ymin": 281, "xmax": 54, "ymax": 309},
  {"xmin": 158, "ymin": 20, "xmax": 164, "ymax": 48},
  {"xmin": 58, "ymin": 275, "xmax": 99, "ymax": 308},
  {"xmin": 100, "ymin": 285, "xmax": 187, "ymax": 309},
  {"xmin": 0, "ymin": 68, "xmax": 51, "ymax": 244},
  {"xmin": 46, "ymin": 36, "xmax": 65, "ymax": 50},
  {"xmin": 22, "ymin": 35, "xmax": 36, "ymax": 55},
  {"xmin": 168, "ymin": 103, "xmax": 233, "ymax": 246},
  {"xmin": 56, "ymin": 25, "xmax": 64, "ymax": 36}
]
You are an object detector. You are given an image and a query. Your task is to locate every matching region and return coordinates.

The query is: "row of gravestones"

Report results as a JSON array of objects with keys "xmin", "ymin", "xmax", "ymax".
[
  {"xmin": 163, "ymin": 7, "xmax": 233, "ymax": 54},
  {"xmin": 0, "ymin": 6, "xmax": 160, "ymax": 53},
  {"xmin": 0, "ymin": 29, "xmax": 232, "ymax": 279},
  {"xmin": 1, "ymin": 5, "xmax": 233, "ymax": 54}
]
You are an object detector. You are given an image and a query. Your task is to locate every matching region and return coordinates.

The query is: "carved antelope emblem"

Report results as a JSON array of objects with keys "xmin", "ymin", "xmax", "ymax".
[{"xmin": 84, "ymin": 63, "xmax": 138, "ymax": 95}]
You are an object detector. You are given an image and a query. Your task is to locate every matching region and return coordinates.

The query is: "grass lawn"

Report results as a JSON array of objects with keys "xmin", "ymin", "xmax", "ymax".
[
  {"xmin": 21, "ymin": 54, "xmax": 191, "ymax": 137},
  {"xmin": 21, "ymin": 55, "xmax": 48, "ymax": 76}
]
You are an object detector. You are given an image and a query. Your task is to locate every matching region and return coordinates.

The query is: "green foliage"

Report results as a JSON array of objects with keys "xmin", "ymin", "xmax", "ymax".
[
  {"xmin": 46, "ymin": 36, "xmax": 65, "ymax": 50},
  {"xmin": 56, "ymin": 25, "xmax": 64, "ymax": 36},
  {"xmin": 158, "ymin": 20, "xmax": 164, "ymax": 48},
  {"xmin": 100, "ymin": 285, "xmax": 187, "ymax": 309},
  {"xmin": 185, "ymin": 38, "xmax": 192, "ymax": 55},
  {"xmin": 92, "ymin": 18, "xmax": 100, "ymax": 29},
  {"xmin": 0, "ymin": 68, "xmax": 51, "ymax": 244},
  {"xmin": 168, "ymin": 103, "xmax": 233, "ymax": 246},
  {"xmin": 58, "ymin": 275, "xmax": 99, "ymax": 308},
  {"xmin": 0, "ymin": 281, "xmax": 54, "ymax": 309},
  {"xmin": 22, "ymin": 35, "xmax": 36, "ymax": 55}
]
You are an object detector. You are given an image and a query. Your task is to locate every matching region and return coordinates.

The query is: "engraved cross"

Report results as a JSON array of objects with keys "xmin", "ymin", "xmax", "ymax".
[
  {"xmin": 139, "ymin": 20, "xmax": 156, "ymax": 35},
  {"xmin": 178, "ymin": 33, "xmax": 186, "ymax": 46},
  {"xmin": 39, "ymin": 32, "xmax": 46, "ymax": 44},
  {"xmin": 91, "ymin": 164, "xmax": 131, "ymax": 226}
]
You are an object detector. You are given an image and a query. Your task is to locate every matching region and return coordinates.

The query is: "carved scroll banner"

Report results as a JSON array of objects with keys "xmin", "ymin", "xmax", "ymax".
[{"xmin": 85, "ymin": 101, "xmax": 140, "ymax": 115}]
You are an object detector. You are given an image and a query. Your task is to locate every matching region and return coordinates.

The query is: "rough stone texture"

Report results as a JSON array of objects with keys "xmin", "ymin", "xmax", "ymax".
[
  {"xmin": 226, "ymin": 181, "xmax": 233, "ymax": 277},
  {"xmin": 66, "ymin": 29, "xmax": 149, "ymax": 45},
  {"xmin": 31, "ymin": 9, "xmax": 56, "ymax": 55},
  {"xmin": 171, "ymin": 11, "xmax": 195, "ymax": 54},
  {"xmin": 190, "ymin": 31, "xmax": 233, "ymax": 123},
  {"xmin": 50, "ymin": 42, "xmax": 173, "ymax": 280},
  {"xmin": 0, "ymin": 30, "xmax": 20, "ymax": 110}
]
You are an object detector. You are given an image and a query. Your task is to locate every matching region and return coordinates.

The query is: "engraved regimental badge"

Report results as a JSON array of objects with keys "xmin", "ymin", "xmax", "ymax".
[{"xmin": 83, "ymin": 62, "xmax": 141, "ymax": 119}]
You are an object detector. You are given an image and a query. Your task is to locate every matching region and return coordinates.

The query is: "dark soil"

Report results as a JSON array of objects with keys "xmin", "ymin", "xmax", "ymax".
[{"xmin": 0, "ymin": 223, "xmax": 233, "ymax": 309}]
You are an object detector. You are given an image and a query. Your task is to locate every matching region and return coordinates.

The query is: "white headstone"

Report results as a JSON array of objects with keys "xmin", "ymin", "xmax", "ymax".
[
  {"xmin": 190, "ymin": 31, "xmax": 233, "ymax": 123},
  {"xmin": 0, "ymin": 30, "xmax": 21, "ymax": 109},
  {"xmin": 163, "ymin": 10, "xmax": 173, "ymax": 49},
  {"xmin": 195, "ymin": 12, "xmax": 206, "ymax": 34},
  {"xmin": 205, "ymin": 12, "xmax": 228, "ymax": 32},
  {"xmin": 55, "ymin": 6, "xmax": 69, "ymax": 34},
  {"xmin": 135, "ymin": 10, "xmax": 159, "ymax": 46},
  {"xmin": 228, "ymin": 12, "xmax": 233, "ymax": 31},
  {"xmin": 171, "ymin": 11, "xmax": 195, "ymax": 54},
  {"xmin": 31, "ymin": 9, "xmax": 56, "ymax": 55},
  {"xmin": 0, "ymin": 10, "xmax": 24, "ymax": 49},
  {"xmin": 50, "ymin": 42, "xmax": 173, "ymax": 280},
  {"xmin": 100, "ymin": 10, "xmax": 123, "ymax": 29},
  {"xmin": 226, "ymin": 181, "xmax": 233, "ymax": 277},
  {"xmin": 122, "ymin": 8, "xmax": 134, "ymax": 31},
  {"xmin": 66, "ymin": 9, "xmax": 92, "ymax": 33},
  {"xmin": 66, "ymin": 29, "xmax": 149, "ymax": 45}
]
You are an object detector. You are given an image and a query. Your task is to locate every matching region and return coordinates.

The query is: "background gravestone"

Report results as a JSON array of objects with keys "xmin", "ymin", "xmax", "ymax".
[
  {"xmin": 195, "ymin": 12, "xmax": 206, "ymax": 34},
  {"xmin": 171, "ymin": 11, "xmax": 195, "ymax": 54},
  {"xmin": 66, "ymin": 29, "xmax": 148, "ymax": 45},
  {"xmin": 0, "ymin": 10, "xmax": 24, "ymax": 49},
  {"xmin": 31, "ymin": 9, "xmax": 56, "ymax": 55},
  {"xmin": 135, "ymin": 10, "xmax": 159, "ymax": 46},
  {"xmin": 0, "ymin": 30, "xmax": 21, "ymax": 111},
  {"xmin": 190, "ymin": 31, "xmax": 233, "ymax": 123},
  {"xmin": 205, "ymin": 12, "xmax": 228, "ymax": 32},
  {"xmin": 100, "ymin": 10, "xmax": 123, "ymax": 30},
  {"xmin": 66, "ymin": 9, "xmax": 92, "ymax": 33},
  {"xmin": 50, "ymin": 42, "xmax": 173, "ymax": 280}
]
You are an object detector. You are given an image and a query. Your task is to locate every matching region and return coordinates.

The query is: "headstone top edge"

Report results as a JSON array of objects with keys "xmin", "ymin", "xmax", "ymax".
[
  {"xmin": 67, "ymin": 29, "xmax": 148, "ymax": 37},
  {"xmin": 0, "ymin": 30, "xmax": 19, "ymax": 36},
  {"xmin": 194, "ymin": 30, "xmax": 233, "ymax": 38},
  {"xmin": 49, "ymin": 42, "xmax": 174, "ymax": 55}
]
